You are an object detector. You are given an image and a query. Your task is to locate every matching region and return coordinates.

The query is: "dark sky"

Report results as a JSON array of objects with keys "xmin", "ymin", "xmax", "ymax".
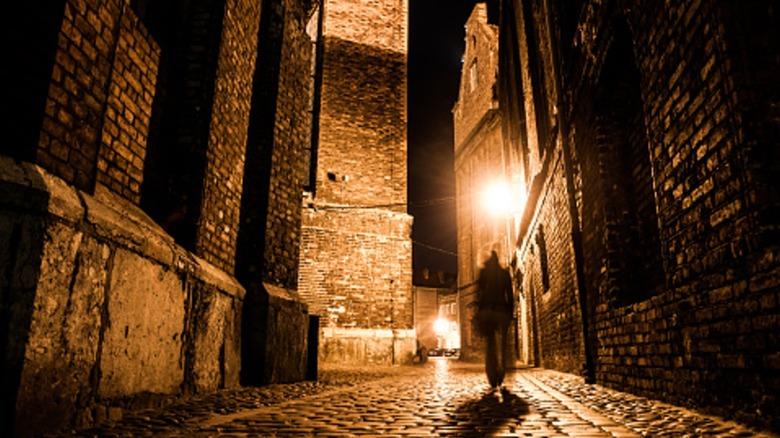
[{"xmin": 408, "ymin": 1, "xmax": 489, "ymax": 274}]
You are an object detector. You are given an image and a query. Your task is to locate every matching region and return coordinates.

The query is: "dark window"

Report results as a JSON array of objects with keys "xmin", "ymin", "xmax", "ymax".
[
  {"xmin": 596, "ymin": 17, "xmax": 664, "ymax": 306},
  {"xmin": 536, "ymin": 226, "xmax": 550, "ymax": 292}
]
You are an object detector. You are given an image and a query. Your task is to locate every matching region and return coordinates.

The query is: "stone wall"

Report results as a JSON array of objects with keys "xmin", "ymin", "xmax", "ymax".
[{"xmin": 0, "ymin": 158, "xmax": 243, "ymax": 436}]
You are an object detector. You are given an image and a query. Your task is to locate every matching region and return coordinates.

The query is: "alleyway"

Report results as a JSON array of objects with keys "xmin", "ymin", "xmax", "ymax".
[{"xmin": 57, "ymin": 361, "xmax": 775, "ymax": 437}]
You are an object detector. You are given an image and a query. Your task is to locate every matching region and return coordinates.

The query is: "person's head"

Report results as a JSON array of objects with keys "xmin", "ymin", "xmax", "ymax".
[{"xmin": 486, "ymin": 249, "xmax": 499, "ymax": 267}]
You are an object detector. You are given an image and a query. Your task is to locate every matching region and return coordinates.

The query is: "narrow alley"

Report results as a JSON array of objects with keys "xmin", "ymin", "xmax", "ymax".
[
  {"xmin": 3, "ymin": 0, "xmax": 780, "ymax": 436},
  {"xmin": 58, "ymin": 360, "xmax": 774, "ymax": 437}
]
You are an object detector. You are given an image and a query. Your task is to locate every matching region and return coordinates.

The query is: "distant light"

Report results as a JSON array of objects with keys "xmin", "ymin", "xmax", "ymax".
[{"xmin": 434, "ymin": 318, "xmax": 449, "ymax": 337}]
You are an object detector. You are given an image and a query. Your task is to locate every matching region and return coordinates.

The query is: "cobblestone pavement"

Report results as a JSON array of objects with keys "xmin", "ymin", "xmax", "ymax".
[{"xmin": 57, "ymin": 360, "xmax": 777, "ymax": 437}]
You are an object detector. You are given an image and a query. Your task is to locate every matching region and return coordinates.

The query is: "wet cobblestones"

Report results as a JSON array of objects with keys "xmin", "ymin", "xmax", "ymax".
[{"xmin": 55, "ymin": 361, "xmax": 777, "ymax": 437}]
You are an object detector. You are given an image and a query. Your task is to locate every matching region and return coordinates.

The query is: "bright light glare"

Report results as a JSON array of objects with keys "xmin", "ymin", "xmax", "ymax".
[
  {"xmin": 433, "ymin": 318, "xmax": 450, "ymax": 337},
  {"xmin": 481, "ymin": 181, "xmax": 513, "ymax": 216}
]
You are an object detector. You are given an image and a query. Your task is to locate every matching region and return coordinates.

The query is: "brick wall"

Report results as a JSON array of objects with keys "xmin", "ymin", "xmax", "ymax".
[
  {"xmin": 260, "ymin": 0, "xmax": 312, "ymax": 289},
  {"xmin": 506, "ymin": 0, "xmax": 780, "ymax": 429},
  {"xmin": 453, "ymin": 4, "xmax": 498, "ymax": 150},
  {"xmin": 314, "ymin": 0, "xmax": 408, "ymax": 209},
  {"xmin": 194, "ymin": 0, "xmax": 261, "ymax": 273},
  {"xmin": 298, "ymin": 0, "xmax": 413, "ymax": 365},
  {"xmin": 37, "ymin": 0, "xmax": 127, "ymax": 191},
  {"xmin": 518, "ymin": 153, "xmax": 585, "ymax": 374},
  {"xmin": 2, "ymin": 0, "xmax": 319, "ymax": 432},
  {"xmin": 96, "ymin": 9, "xmax": 159, "ymax": 203},
  {"xmin": 299, "ymin": 207, "xmax": 413, "ymax": 328}
]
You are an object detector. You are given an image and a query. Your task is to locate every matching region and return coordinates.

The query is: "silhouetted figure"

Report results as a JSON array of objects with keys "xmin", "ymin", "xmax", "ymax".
[{"xmin": 475, "ymin": 250, "xmax": 514, "ymax": 388}]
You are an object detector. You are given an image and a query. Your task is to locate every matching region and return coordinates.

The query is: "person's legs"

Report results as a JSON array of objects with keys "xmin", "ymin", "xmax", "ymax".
[
  {"xmin": 495, "ymin": 318, "xmax": 510, "ymax": 386},
  {"xmin": 485, "ymin": 327, "xmax": 499, "ymax": 387}
]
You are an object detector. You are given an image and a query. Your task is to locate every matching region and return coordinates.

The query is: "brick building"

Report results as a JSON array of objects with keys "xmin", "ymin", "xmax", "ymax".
[
  {"xmin": 453, "ymin": 3, "xmax": 519, "ymax": 362},
  {"xmin": 1, "ymin": 0, "xmax": 319, "ymax": 434},
  {"xmin": 492, "ymin": 0, "xmax": 779, "ymax": 430},
  {"xmin": 298, "ymin": 0, "xmax": 415, "ymax": 366}
]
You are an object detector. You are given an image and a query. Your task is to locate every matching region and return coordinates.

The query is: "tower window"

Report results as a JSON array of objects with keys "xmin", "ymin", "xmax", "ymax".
[{"xmin": 469, "ymin": 59, "xmax": 479, "ymax": 91}]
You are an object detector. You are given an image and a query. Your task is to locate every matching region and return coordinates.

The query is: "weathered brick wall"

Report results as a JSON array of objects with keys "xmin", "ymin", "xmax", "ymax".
[
  {"xmin": 299, "ymin": 206, "xmax": 414, "ymax": 364},
  {"xmin": 523, "ymin": 0, "xmax": 780, "ymax": 428},
  {"xmin": 299, "ymin": 207, "xmax": 413, "ymax": 327},
  {"xmin": 2, "ymin": 0, "xmax": 320, "ymax": 432},
  {"xmin": 96, "ymin": 9, "xmax": 159, "ymax": 203},
  {"xmin": 298, "ymin": 0, "xmax": 413, "ymax": 365},
  {"xmin": 194, "ymin": 0, "xmax": 261, "ymax": 274},
  {"xmin": 503, "ymin": 0, "xmax": 779, "ymax": 429},
  {"xmin": 262, "ymin": 0, "xmax": 312, "ymax": 289},
  {"xmin": 518, "ymin": 152, "xmax": 585, "ymax": 375},
  {"xmin": 36, "ymin": 0, "xmax": 127, "ymax": 192},
  {"xmin": 314, "ymin": 0, "xmax": 408, "ymax": 208}
]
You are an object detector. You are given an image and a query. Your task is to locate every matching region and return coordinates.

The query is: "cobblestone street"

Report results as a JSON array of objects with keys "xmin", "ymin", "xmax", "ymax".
[{"xmin": 57, "ymin": 360, "xmax": 776, "ymax": 437}]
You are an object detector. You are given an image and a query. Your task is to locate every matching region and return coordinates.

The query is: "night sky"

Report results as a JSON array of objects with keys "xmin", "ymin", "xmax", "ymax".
[{"xmin": 408, "ymin": 0, "xmax": 491, "ymax": 274}]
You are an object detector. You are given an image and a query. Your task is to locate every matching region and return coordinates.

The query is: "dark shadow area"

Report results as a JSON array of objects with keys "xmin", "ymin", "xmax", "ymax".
[
  {"xmin": 0, "ymin": 2, "xmax": 65, "ymax": 162},
  {"xmin": 0, "ymin": 164, "xmax": 48, "ymax": 435},
  {"xmin": 451, "ymin": 387, "xmax": 530, "ymax": 436}
]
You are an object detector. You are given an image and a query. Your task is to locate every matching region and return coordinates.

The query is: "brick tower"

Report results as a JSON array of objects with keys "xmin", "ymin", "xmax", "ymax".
[{"xmin": 299, "ymin": 0, "xmax": 414, "ymax": 365}]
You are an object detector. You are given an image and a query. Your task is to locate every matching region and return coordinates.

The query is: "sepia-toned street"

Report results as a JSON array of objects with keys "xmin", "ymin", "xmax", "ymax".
[{"xmin": 59, "ymin": 360, "xmax": 775, "ymax": 437}]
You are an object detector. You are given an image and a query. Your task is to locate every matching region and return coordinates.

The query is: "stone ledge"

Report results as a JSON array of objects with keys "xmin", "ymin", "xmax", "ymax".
[{"xmin": 0, "ymin": 157, "xmax": 244, "ymax": 300}]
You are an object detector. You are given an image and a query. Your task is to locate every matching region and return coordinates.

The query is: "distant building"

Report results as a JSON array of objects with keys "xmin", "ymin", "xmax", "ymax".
[
  {"xmin": 413, "ymin": 269, "xmax": 458, "ymax": 351},
  {"xmin": 452, "ymin": 3, "xmax": 515, "ymax": 362},
  {"xmin": 297, "ymin": 0, "xmax": 415, "ymax": 366}
]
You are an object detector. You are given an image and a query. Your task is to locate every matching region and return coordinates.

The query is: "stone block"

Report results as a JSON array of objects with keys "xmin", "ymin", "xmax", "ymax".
[
  {"xmin": 185, "ymin": 280, "xmax": 233, "ymax": 393},
  {"xmin": 98, "ymin": 247, "xmax": 185, "ymax": 398},
  {"xmin": 242, "ymin": 282, "xmax": 309, "ymax": 385}
]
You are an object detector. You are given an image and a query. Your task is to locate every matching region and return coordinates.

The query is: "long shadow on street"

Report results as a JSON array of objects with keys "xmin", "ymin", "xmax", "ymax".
[{"xmin": 451, "ymin": 386, "xmax": 530, "ymax": 436}]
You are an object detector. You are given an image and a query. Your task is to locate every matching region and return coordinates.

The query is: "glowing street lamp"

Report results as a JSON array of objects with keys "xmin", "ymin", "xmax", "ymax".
[{"xmin": 481, "ymin": 181, "xmax": 514, "ymax": 217}]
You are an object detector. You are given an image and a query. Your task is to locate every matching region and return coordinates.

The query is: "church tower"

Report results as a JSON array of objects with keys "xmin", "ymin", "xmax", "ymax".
[{"xmin": 298, "ymin": 0, "xmax": 415, "ymax": 365}]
